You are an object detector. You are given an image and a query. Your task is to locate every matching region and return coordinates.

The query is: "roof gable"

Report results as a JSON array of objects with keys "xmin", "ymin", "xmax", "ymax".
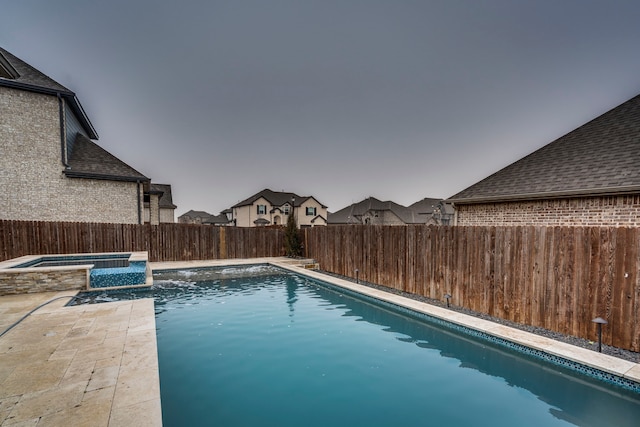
[
  {"xmin": 449, "ymin": 93, "xmax": 640, "ymax": 203},
  {"xmin": 310, "ymin": 215, "xmax": 327, "ymax": 224},
  {"xmin": 0, "ymin": 46, "xmax": 98, "ymax": 139},
  {"xmin": 0, "ymin": 47, "xmax": 71, "ymax": 93},
  {"xmin": 299, "ymin": 196, "xmax": 328, "ymax": 208}
]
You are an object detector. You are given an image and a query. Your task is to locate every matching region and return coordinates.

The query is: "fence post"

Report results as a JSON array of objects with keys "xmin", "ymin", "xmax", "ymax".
[{"xmin": 219, "ymin": 227, "xmax": 227, "ymax": 259}]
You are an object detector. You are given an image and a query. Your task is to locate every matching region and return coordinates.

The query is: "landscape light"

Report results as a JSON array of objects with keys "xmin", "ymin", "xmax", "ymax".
[
  {"xmin": 592, "ymin": 317, "xmax": 608, "ymax": 353},
  {"xmin": 444, "ymin": 293, "xmax": 452, "ymax": 308}
]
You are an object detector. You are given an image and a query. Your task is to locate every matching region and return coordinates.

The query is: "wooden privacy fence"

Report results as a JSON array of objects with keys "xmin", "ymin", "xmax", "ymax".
[
  {"xmin": 0, "ymin": 220, "xmax": 285, "ymax": 262},
  {"xmin": 304, "ymin": 225, "xmax": 640, "ymax": 352},
  {"xmin": 2, "ymin": 220, "xmax": 639, "ymax": 352}
]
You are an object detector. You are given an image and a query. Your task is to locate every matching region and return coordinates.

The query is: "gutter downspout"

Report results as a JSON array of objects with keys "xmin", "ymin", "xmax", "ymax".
[
  {"xmin": 137, "ymin": 180, "xmax": 142, "ymax": 224},
  {"xmin": 57, "ymin": 93, "xmax": 68, "ymax": 167}
]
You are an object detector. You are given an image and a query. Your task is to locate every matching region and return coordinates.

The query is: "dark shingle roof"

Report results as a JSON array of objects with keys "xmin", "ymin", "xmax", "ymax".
[
  {"xmin": 328, "ymin": 197, "xmax": 423, "ymax": 224},
  {"xmin": 0, "ymin": 47, "xmax": 98, "ymax": 139},
  {"xmin": 449, "ymin": 94, "xmax": 640, "ymax": 203},
  {"xmin": 0, "ymin": 47, "xmax": 71, "ymax": 93},
  {"xmin": 408, "ymin": 197, "xmax": 441, "ymax": 214},
  {"xmin": 231, "ymin": 189, "xmax": 327, "ymax": 209},
  {"xmin": 65, "ymin": 134, "xmax": 148, "ymax": 182},
  {"xmin": 180, "ymin": 210, "xmax": 212, "ymax": 218},
  {"xmin": 204, "ymin": 214, "xmax": 231, "ymax": 225},
  {"xmin": 150, "ymin": 184, "xmax": 177, "ymax": 209}
]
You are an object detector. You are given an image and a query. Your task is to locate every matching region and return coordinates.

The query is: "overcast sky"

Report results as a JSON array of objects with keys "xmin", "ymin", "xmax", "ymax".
[{"xmin": 3, "ymin": 1, "xmax": 640, "ymax": 215}]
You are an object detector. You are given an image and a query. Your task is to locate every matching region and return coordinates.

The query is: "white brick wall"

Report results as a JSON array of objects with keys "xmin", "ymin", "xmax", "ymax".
[{"xmin": 0, "ymin": 86, "xmax": 141, "ymax": 223}]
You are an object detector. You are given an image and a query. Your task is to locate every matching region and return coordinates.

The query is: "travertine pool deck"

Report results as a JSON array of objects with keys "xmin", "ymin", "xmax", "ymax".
[
  {"xmin": 0, "ymin": 292, "xmax": 161, "ymax": 426},
  {"xmin": 2, "ymin": 257, "xmax": 639, "ymax": 426}
]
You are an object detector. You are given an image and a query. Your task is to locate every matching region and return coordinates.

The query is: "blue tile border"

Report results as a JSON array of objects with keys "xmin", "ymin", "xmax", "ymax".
[{"xmin": 90, "ymin": 261, "xmax": 147, "ymax": 288}]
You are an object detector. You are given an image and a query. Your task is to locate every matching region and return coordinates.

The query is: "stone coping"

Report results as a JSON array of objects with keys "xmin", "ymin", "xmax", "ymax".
[{"xmin": 0, "ymin": 252, "xmax": 147, "ymax": 270}]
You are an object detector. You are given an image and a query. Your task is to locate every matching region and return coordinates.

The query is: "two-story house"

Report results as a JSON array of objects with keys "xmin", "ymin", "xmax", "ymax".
[
  {"xmin": 0, "ymin": 47, "xmax": 169, "ymax": 224},
  {"xmin": 230, "ymin": 189, "xmax": 327, "ymax": 228}
]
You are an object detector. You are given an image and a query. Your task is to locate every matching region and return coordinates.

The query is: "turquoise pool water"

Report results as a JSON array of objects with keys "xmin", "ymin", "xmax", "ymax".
[{"xmin": 85, "ymin": 266, "xmax": 640, "ymax": 426}]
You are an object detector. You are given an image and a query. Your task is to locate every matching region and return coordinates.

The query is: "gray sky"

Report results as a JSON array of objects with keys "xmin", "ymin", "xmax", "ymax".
[{"xmin": 3, "ymin": 1, "xmax": 640, "ymax": 215}]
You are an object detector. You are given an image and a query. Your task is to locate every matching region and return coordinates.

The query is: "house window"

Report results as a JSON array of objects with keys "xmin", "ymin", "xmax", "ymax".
[
  {"xmin": 257, "ymin": 205, "xmax": 267, "ymax": 215},
  {"xmin": 306, "ymin": 207, "xmax": 316, "ymax": 216},
  {"xmin": 284, "ymin": 205, "xmax": 290, "ymax": 215}
]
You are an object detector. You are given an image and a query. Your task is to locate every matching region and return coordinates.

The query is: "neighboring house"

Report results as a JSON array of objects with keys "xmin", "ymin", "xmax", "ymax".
[
  {"xmin": 0, "ymin": 46, "xmax": 161, "ymax": 224},
  {"xmin": 408, "ymin": 198, "xmax": 454, "ymax": 225},
  {"xmin": 230, "ymin": 189, "xmax": 327, "ymax": 228},
  {"xmin": 328, "ymin": 197, "xmax": 450, "ymax": 225},
  {"xmin": 448, "ymin": 93, "xmax": 640, "ymax": 226},
  {"xmin": 204, "ymin": 213, "xmax": 232, "ymax": 226},
  {"xmin": 178, "ymin": 210, "xmax": 231, "ymax": 226},
  {"xmin": 144, "ymin": 184, "xmax": 177, "ymax": 224},
  {"xmin": 178, "ymin": 210, "xmax": 214, "ymax": 224}
]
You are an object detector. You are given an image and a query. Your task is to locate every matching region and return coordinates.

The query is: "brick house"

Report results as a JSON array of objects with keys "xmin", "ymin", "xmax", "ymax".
[
  {"xmin": 0, "ymin": 47, "xmax": 166, "ymax": 224},
  {"xmin": 230, "ymin": 189, "xmax": 327, "ymax": 228},
  {"xmin": 448, "ymin": 93, "xmax": 640, "ymax": 226}
]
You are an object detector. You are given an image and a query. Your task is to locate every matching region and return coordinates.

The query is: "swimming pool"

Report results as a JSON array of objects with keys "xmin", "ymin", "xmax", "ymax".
[{"xmin": 78, "ymin": 265, "xmax": 640, "ymax": 426}]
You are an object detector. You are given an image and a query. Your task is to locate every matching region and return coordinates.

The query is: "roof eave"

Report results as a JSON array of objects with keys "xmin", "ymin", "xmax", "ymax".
[
  {"xmin": 447, "ymin": 185, "xmax": 640, "ymax": 205},
  {"xmin": 64, "ymin": 170, "xmax": 150, "ymax": 183}
]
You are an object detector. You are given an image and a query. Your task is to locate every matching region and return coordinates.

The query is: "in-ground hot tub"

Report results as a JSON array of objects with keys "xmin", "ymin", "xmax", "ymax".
[{"xmin": 0, "ymin": 252, "xmax": 152, "ymax": 295}]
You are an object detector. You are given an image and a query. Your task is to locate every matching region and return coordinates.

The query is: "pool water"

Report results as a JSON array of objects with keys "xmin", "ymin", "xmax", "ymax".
[
  {"xmin": 96, "ymin": 266, "xmax": 640, "ymax": 426},
  {"xmin": 11, "ymin": 253, "xmax": 130, "ymax": 268}
]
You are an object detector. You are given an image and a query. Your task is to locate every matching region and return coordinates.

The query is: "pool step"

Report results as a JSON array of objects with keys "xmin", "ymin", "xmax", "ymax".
[{"xmin": 280, "ymin": 258, "xmax": 320, "ymax": 270}]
